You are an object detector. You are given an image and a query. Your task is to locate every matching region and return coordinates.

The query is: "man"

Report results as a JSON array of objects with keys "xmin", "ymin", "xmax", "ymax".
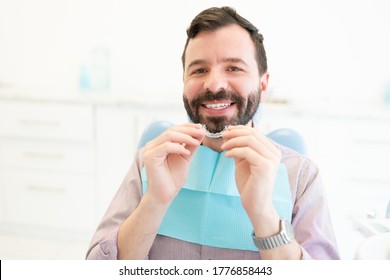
[{"xmin": 86, "ymin": 6, "xmax": 339, "ymax": 260}]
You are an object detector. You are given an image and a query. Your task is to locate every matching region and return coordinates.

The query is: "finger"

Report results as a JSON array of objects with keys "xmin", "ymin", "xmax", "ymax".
[
  {"xmin": 222, "ymin": 135, "xmax": 263, "ymax": 154},
  {"xmin": 223, "ymin": 125, "xmax": 269, "ymax": 145},
  {"xmin": 222, "ymin": 127, "xmax": 279, "ymax": 159},
  {"xmin": 170, "ymin": 123, "xmax": 205, "ymax": 142},
  {"xmin": 144, "ymin": 141, "xmax": 191, "ymax": 160},
  {"xmin": 225, "ymin": 125, "xmax": 278, "ymax": 152},
  {"xmin": 161, "ymin": 123, "xmax": 205, "ymax": 143},
  {"xmin": 225, "ymin": 146, "xmax": 281, "ymax": 171},
  {"xmin": 225, "ymin": 146, "xmax": 268, "ymax": 167},
  {"xmin": 146, "ymin": 125, "xmax": 204, "ymax": 150},
  {"xmin": 222, "ymin": 135, "xmax": 280, "ymax": 160}
]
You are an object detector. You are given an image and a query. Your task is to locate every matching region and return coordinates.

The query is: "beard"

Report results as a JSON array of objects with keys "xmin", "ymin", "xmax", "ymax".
[{"xmin": 183, "ymin": 88, "xmax": 261, "ymax": 133}]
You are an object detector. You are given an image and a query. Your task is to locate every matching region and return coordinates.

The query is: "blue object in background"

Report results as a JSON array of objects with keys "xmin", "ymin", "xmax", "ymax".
[
  {"xmin": 385, "ymin": 82, "xmax": 390, "ymax": 105},
  {"xmin": 79, "ymin": 47, "xmax": 110, "ymax": 93},
  {"xmin": 267, "ymin": 127, "xmax": 308, "ymax": 155},
  {"xmin": 137, "ymin": 120, "xmax": 174, "ymax": 149},
  {"xmin": 79, "ymin": 65, "xmax": 91, "ymax": 91}
]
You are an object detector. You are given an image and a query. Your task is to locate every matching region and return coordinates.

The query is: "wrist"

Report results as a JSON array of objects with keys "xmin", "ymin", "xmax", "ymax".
[
  {"xmin": 249, "ymin": 206, "xmax": 280, "ymax": 238},
  {"xmin": 142, "ymin": 191, "xmax": 172, "ymax": 212},
  {"xmin": 145, "ymin": 180, "xmax": 180, "ymax": 206}
]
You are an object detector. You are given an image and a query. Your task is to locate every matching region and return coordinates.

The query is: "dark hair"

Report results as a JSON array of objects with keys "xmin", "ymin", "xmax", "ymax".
[{"xmin": 181, "ymin": 6, "xmax": 267, "ymax": 75}]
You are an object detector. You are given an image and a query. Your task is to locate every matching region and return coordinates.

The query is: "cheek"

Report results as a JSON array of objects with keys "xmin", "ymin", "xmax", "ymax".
[
  {"xmin": 230, "ymin": 78, "xmax": 257, "ymax": 98},
  {"xmin": 183, "ymin": 79, "xmax": 202, "ymax": 99}
]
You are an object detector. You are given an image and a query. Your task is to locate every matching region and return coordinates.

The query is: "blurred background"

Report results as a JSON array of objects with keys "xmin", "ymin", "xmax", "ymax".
[{"xmin": 0, "ymin": 0, "xmax": 390, "ymax": 259}]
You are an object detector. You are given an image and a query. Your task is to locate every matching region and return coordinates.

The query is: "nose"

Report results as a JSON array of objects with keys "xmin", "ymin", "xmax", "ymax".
[{"xmin": 203, "ymin": 70, "xmax": 228, "ymax": 93}]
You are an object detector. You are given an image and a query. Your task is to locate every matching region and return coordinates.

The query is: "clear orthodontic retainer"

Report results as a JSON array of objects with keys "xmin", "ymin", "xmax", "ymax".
[{"xmin": 201, "ymin": 124, "xmax": 228, "ymax": 139}]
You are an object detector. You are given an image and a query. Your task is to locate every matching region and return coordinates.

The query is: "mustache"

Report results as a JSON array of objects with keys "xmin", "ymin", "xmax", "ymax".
[{"xmin": 189, "ymin": 89, "xmax": 243, "ymax": 107}]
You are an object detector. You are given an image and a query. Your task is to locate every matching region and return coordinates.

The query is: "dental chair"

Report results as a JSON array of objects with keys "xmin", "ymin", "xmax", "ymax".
[
  {"xmin": 267, "ymin": 127, "xmax": 307, "ymax": 155},
  {"xmin": 137, "ymin": 120, "xmax": 307, "ymax": 155},
  {"xmin": 137, "ymin": 120, "xmax": 175, "ymax": 149}
]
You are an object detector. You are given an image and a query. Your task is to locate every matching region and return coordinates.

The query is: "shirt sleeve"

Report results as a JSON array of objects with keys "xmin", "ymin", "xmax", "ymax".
[
  {"xmin": 284, "ymin": 149, "xmax": 340, "ymax": 260},
  {"xmin": 85, "ymin": 150, "xmax": 144, "ymax": 260}
]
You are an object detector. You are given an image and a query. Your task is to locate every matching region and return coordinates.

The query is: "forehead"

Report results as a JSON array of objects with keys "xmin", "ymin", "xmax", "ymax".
[{"xmin": 184, "ymin": 24, "xmax": 257, "ymax": 69}]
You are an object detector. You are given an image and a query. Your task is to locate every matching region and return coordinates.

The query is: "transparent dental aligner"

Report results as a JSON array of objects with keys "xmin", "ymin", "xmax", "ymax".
[{"xmin": 202, "ymin": 124, "xmax": 228, "ymax": 139}]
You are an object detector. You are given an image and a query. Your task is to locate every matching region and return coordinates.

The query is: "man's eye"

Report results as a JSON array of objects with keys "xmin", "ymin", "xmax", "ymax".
[
  {"xmin": 192, "ymin": 68, "xmax": 207, "ymax": 74},
  {"xmin": 227, "ymin": 66, "xmax": 241, "ymax": 72}
]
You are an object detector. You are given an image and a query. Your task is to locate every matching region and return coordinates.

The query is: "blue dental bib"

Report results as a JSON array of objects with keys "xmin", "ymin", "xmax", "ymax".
[{"xmin": 141, "ymin": 145, "xmax": 292, "ymax": 251}]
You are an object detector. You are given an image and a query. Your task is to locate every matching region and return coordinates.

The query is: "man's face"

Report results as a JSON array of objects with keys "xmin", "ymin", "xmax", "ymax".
[{"xmin": 183, "ymin": 24, "xmax": 268, "ymax": 133}]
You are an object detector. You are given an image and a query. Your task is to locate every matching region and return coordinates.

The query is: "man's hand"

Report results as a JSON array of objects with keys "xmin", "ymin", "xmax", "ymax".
[
  {"xmin": 143, "ymin": 123, "xmax": 205, "ymax": 205},
  {"xmin": 221, "ymin": 125, "xmax": 281, "ymax": 227}
]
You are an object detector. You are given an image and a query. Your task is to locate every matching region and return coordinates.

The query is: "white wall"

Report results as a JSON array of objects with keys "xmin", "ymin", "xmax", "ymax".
[{"xmin": 0, "ymin": 0, "xmax": 390, "ymax": 105}]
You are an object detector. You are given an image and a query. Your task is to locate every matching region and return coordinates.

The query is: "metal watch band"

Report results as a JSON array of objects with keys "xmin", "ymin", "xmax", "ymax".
[{"xmin": 252, "ymin": 219, "xmax": 295, "ymax": 250}]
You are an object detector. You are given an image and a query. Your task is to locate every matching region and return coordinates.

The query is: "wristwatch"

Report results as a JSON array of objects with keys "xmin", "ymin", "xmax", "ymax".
[{"xmin": 252, "ymin": 219, "xmax": 295, "ymax": 250}]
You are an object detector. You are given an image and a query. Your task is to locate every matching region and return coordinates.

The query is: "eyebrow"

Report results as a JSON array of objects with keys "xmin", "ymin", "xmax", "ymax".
[
  {"xmin": 186, "ymin": 59, "xmax": 207, "ymax": 72},
  {"xmin": 223, "ymin": 57, "xmax": 249, "ymax": 66},
  {"xmin": 186, "ymin": 57, "xmax": 249, "ymax": 72}
]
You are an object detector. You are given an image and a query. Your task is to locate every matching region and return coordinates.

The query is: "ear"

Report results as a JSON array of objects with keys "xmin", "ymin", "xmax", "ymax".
[{"xmin": 259, "ymin": 72, "xmax": 270, "ymax": 103}]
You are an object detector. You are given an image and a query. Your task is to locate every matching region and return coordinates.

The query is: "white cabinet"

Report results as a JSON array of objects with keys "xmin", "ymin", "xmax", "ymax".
[
  {"xmin": 0, "ymin": 97, "xmax": 185, "ymax": 238},
  {"xmin": 0, "ymin": 99, "xmax": 97, "ymax": 237},
  {"xmin": 94, "ymin": 105, "xmax": 186, "ymax": 218},
  {"xmin": 0, "ymin": 100, "xmax": 93, "ymax": 141},
  {"xmin": 94, "ymin": 106, "xmax": 138, "ymax": 218},
  {"xmin": 0, "ymin": 140, "xmax": 95, "ymax": 173},
  {"xmin": 3, "ymin": 169, "xmax": 96, "ymax": 230}
]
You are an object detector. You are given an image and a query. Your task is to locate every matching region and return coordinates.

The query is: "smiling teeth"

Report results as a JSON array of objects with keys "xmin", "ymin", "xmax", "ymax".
[{"xmin": 204, "ymin": 103, "xmax": 231, "ymax": 109}]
